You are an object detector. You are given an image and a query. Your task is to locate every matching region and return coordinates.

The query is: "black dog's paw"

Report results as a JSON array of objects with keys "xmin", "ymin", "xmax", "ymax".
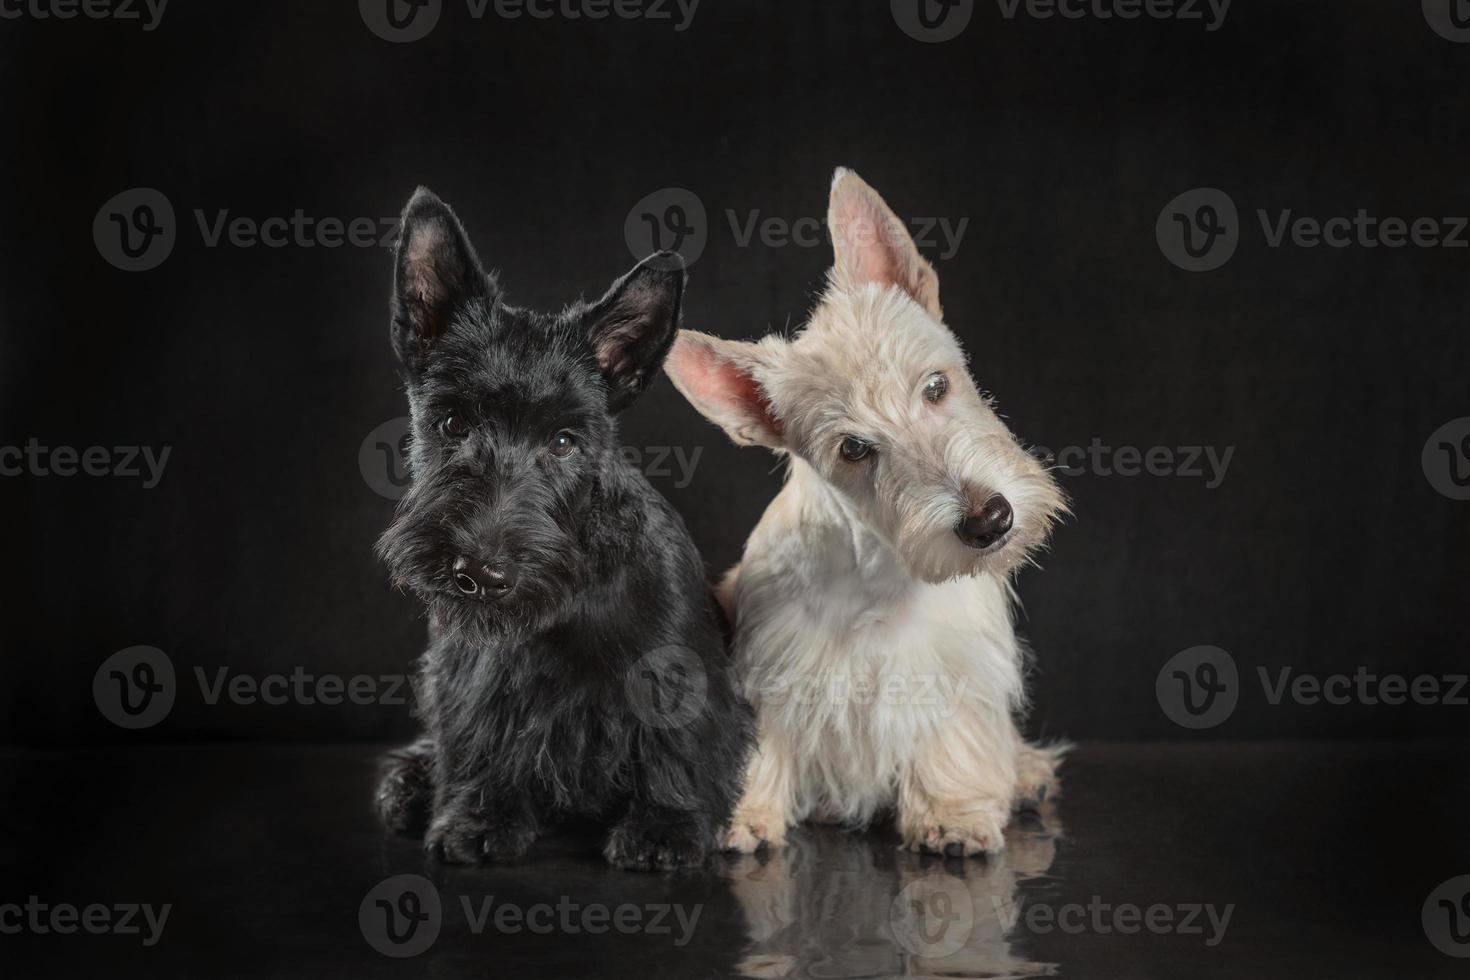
[
  {"xmin": 427, "ymin": 808, "xmax": 537, "ymax": 865},
  {"xmin": 375, "ymin": 740, "xmax": 435, "ymax": 837},
  {"xmin": 603, "ymin": 811, "xmax": 708, "ymax": 872}
]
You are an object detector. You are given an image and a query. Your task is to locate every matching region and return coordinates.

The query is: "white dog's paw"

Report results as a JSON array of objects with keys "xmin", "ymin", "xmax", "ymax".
[
  {"xmin": 721, "ymin": 809, "xmax": 788, "ymax": 853},
  {"xmin": 1015, "ymin": 742, "xmax": 1067, "ymax": 811},
  {"xmin": 903, "ymin": 804, "xmax": 1008, "ymax": 857}
]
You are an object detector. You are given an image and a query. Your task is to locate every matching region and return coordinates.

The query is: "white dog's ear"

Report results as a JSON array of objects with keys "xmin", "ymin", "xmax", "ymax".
[
  {"xmin": 827, "ymin": 168, "xmax": 942, "ymax": 319},
  {"xmin": 665, "ymin": 331, "xmax": 784, "ymax": 449}
]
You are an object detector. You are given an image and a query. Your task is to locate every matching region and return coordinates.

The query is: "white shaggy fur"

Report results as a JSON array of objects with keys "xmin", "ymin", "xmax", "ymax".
[{"xmin": 666, "ymin": 169, "xmax": 1067, "ymax": 856}]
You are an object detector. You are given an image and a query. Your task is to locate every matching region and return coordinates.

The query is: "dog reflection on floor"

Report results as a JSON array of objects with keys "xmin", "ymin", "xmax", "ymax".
[{"xmin": 722, "ymin": 807, "xmax": 1060, "ymax": 978}]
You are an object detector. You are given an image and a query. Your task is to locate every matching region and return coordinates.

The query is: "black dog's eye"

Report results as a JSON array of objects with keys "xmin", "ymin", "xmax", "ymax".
[
  {"xmin": 440, "ymin": 414, "xmax": 470, "ymax": 439},
  {"xmin": 923, "ymin": 372, "xmax": 950, "ymax": 404},
  {"xmin": 839, "ymin": 436, "xmax": 875, "ymax": 463},
  {"xmin": 549, "ymin": 430, "xmax": 577, "ymax": 458}
]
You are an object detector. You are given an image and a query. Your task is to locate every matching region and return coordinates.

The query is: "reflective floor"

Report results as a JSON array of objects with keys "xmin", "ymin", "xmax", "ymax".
[{"xmin": 3, "ymin": 740, "xmax": 1466, "ymax": 978}]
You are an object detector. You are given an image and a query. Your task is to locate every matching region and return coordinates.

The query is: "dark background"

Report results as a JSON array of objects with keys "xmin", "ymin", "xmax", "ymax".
[{"xmin": 1, "ymin": 0, "xmax": 1466, "ymax": 747}]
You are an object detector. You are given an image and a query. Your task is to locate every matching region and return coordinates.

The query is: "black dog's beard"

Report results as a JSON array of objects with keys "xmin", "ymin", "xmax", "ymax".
[{"xmin": 375, "ymin": 463, "xmax": 584, "ymax": 630}]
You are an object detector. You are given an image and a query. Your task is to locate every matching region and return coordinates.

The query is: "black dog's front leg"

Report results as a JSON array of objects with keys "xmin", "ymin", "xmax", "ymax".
[
  {"xmin": 375, "ymin": 737, "xmax": 437, "ymax": 837},
  {"xmin": 603, "ymin": 802, "xmax": 710, "ymax": 872},
  {"xmin": 426, "ymin": 774, "xmax": 540, "ymax": 865}
]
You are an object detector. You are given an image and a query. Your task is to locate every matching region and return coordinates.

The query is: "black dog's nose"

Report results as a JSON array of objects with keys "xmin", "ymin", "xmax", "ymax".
[
  {"xmin": 956, "ymin": 496, "xmax": 1014, "ymax": 549},
  {"xmin": 451, "ymin": 557, "xmax": 516, "ymax": 598}
]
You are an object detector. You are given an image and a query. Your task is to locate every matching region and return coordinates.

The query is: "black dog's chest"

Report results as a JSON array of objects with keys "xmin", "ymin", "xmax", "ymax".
[{"xmin": 429, "ymin": 635, "xmax": 638, "ymax": 815}]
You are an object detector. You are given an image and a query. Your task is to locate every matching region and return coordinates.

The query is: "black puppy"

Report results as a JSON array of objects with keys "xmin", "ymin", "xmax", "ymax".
[{"xmin": 373, "ymin": 188, "xmax": 751, "ymax": 871}]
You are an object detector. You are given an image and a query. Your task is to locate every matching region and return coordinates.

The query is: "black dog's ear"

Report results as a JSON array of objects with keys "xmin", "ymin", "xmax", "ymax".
[
  {"xmin": 390, "ymin": 187, "xmax": 492, "ymax": 371},
  {"xmin": 586, "ymin": 252, "xmax": 686, "ymax": 413}
]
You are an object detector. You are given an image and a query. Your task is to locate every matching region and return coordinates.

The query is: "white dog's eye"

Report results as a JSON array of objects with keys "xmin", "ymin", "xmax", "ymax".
[
  {"xmin": 923, "ymin": 372, "xmax": 950, "ymax": 404},
  {"xmin": 839, "ymin": 436, "xmax": 875, "ymax": 463}
]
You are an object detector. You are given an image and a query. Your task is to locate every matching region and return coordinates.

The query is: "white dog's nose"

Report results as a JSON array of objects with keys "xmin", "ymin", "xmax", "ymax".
[{"xmin": 956, "ymin": 496, "xmax": 1013, "ymax": 549}]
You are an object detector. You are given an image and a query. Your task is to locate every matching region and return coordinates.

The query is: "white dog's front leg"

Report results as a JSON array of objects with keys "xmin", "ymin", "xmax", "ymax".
[
  {"xmin": 722, "ymin": 722, "xmax": 797, "ymax": 853},
  {"xmin": 897, "ymin": 703, "xmax": 1017, "ymax": 856}
]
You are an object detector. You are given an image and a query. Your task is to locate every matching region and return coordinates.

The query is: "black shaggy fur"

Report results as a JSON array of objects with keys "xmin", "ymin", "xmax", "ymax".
[{"xmin": 373, "ymin": 188, "xmax": 752, "ymax": 871}]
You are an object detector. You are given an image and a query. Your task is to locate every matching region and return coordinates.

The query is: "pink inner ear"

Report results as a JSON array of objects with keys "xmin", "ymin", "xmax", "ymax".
[
  {"xmin": 833, "ymin": 192, "xmax": 899, "ymax": 290},
  {"xmin": 668, "ymin": 339, "xmax": 781, "ymax": 439},
  {"xmin": 406, "ymin": 224, "xmax": 447, "ymax": 305}
]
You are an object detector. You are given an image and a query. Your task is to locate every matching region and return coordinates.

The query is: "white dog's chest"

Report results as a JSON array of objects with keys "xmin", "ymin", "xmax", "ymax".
[{"xmin": 736, "ymin": 559, "xmax": 1025, "ymax": 819}]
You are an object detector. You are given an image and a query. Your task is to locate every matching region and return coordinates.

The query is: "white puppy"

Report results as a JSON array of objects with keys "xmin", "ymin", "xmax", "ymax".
[{"xmin": 665, "ymin": 169, "xmax": 1067, "ymax": 856}]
